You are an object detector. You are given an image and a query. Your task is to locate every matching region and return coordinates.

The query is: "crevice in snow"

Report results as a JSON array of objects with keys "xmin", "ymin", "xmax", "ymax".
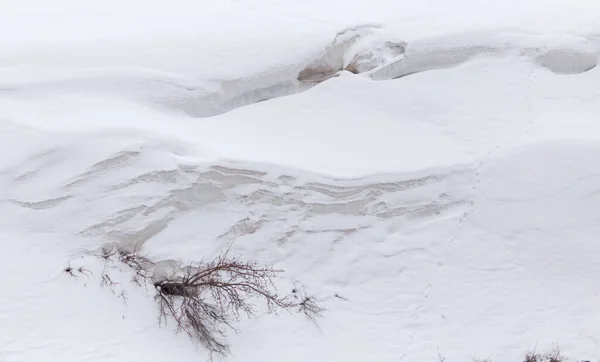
[{"xmin": 0, "ymin": 25, "xmax": 405, "ymax": 117}]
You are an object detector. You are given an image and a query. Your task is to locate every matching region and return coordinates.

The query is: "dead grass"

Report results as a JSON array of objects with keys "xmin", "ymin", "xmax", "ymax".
[
  {"xmin": 435, "ymin": 344, "xmax": 594, "ymax": 362},
  {"xmin": 525, "ymin": 344, "xmax": 565, "ymax": 362}
]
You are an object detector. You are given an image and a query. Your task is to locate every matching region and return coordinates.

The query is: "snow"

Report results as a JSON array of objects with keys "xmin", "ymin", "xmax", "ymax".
[{"xmin": 2, "ymin": 1, "xmax": 600, "ymax": 361}]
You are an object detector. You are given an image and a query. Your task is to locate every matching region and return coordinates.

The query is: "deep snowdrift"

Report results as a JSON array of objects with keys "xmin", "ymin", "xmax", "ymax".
[
  {"xmin": 2, "ymin": 30, "xmax": 598, "ymax": 118},
  {"xmin": 2, "ymin": 1, "xmax": 600, "ymax": 362}
]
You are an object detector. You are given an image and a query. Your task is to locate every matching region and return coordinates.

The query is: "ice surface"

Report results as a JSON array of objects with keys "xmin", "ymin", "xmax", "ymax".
[{"xmin": 2, "ymin": 1, "xmax": 600, "ymax": 362}]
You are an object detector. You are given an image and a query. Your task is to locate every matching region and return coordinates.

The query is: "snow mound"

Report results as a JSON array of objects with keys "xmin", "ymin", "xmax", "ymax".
[
  {"xmin": 298, "ymin": 25, "xmax": 406, "ymax": 81},
  {"xmin": 3, "ymin": 130, "xmax": 600, "ymax": 362}
]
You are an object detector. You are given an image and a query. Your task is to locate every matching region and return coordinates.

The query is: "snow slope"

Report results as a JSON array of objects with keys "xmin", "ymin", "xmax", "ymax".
[{"xmin": 2, "ymin": 1, "xmax": 600, "ymax": 362}]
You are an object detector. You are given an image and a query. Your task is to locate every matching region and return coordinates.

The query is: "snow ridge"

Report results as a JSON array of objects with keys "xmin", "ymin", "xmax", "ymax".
[{"xmin": 1, "ymin": 29, "xmax": 597, "ymax": 119}]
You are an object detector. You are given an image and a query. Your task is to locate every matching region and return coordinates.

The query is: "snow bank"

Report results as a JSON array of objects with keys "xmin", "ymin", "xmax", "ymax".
[
  {"xmin": 370, "ymin": 32, "xmax": 598, "ymax": 80},
  {"xmin": 2, "ymin": 131, "xmax": 599, "ymax": 361},
  {"xmin": 2, "ymin": 1, "xmax": 600, "ymax": 362}
]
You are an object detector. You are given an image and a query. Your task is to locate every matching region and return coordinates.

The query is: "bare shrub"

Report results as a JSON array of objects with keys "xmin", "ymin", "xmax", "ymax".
[
  {"xmin": 153, "ymin": 247, "xmax": 323, "ymax": 355},
  {"xmin": 119, "ymin": 251, "xmax": 153, "ymax": 282},
  {"xmin": 77, "ymin": 266, "xmax": 93, "ymax": 278},
  {"xmin": 290, "ymin": 286, "xmax": 326, "ymax": 326},
  {"xmin": 546, "ymin": 345, "xmax": 565, "ymax": 362},
  {"xmin": 525, "ymin": 344, "xmax": 565, "ymax": 362},
  {"xmin": 64, "ymin": 265, "xmax": 77, "ymax": 278},
  {"xmin": 525, "ymin": 351, "xmax": 545, "ymax": 362},
  {"xmin": 64, "ymin": 263, "xmax": 93, "ymax": 279},
  {"xmin": 101, "ymin": 244, "xmax": 324, "ymax": 357},
  {"xmin": 473, "ymin": 354, "xmax": 493, "ymax": 362}
]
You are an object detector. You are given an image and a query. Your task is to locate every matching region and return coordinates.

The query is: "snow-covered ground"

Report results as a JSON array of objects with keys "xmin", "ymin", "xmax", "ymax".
[{"xmin": 1, "ymin": 1, "xmax": 600, "ymax": 361}]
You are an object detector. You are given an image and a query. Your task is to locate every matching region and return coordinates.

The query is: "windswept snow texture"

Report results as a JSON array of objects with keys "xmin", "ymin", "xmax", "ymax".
[{"xmin": 2, "ymin": 1, "xmax": 600, "ymax": 362}]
